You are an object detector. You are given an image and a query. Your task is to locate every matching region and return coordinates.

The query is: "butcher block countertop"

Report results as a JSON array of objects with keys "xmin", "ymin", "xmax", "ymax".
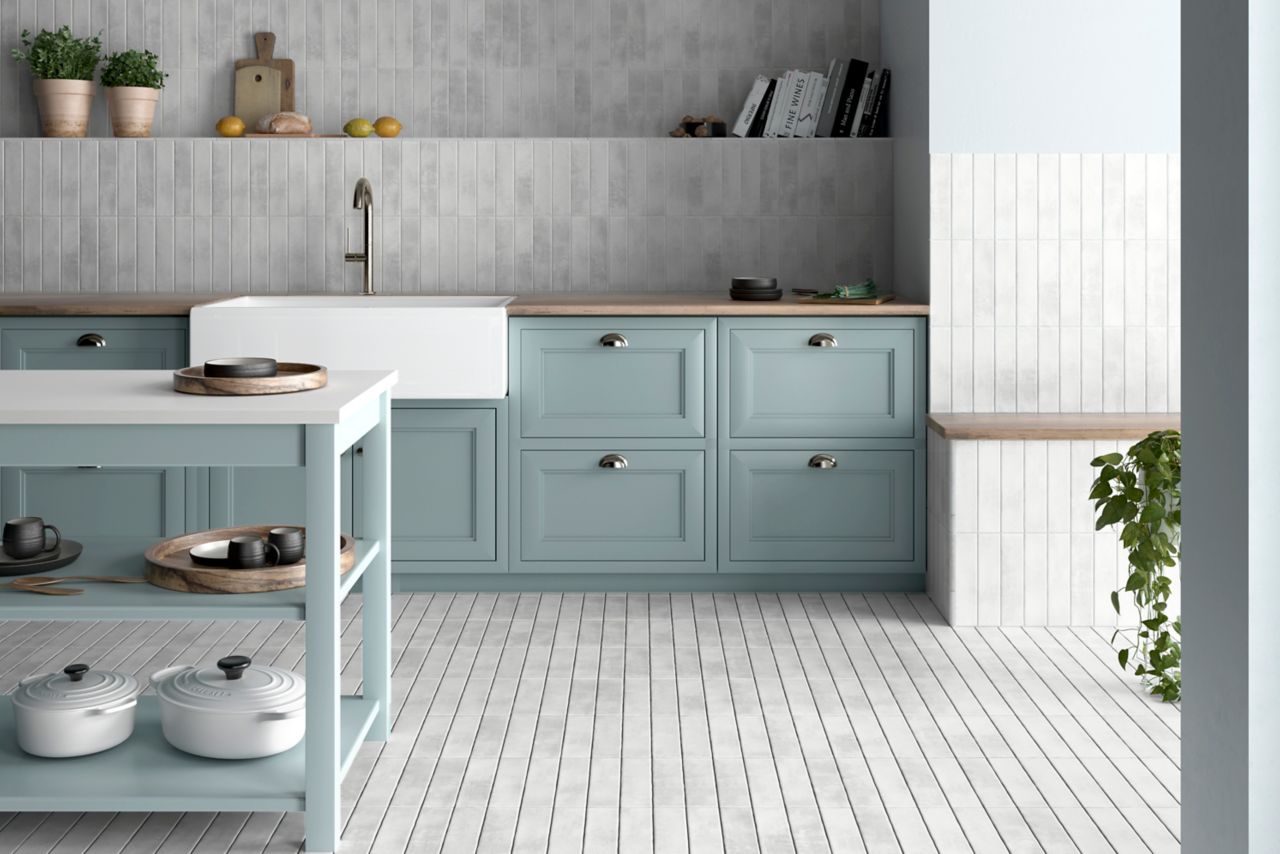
[{"xmin": 0, "ymin": 291, "xmax": 928, "ymax": 317}]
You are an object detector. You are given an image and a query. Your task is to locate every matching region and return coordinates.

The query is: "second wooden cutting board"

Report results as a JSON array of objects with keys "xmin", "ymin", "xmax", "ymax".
[{"xmin": 234, "ymin": 32, "xmax": 294, "ymax": 131}]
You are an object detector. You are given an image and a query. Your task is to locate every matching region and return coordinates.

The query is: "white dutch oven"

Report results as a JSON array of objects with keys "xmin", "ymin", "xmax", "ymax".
[
  {"xmin": 12, "ymin": 663, "xmax": 140, "ymax": 757},
  {"xmin": 150, "ymin": 655, "xmax": 305, "ymax": 759}
]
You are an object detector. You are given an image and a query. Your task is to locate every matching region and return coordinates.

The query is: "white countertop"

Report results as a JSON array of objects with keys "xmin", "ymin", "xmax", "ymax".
[{"xmin": 0, "ymin": 370, "xmax": 398, "ymax": 425}]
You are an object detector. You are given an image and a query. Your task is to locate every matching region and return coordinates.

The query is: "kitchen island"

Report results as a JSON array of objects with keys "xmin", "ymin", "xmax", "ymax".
[{"xmin": 0, "ymin": 369, "xmax": 397, "ymax": 854}]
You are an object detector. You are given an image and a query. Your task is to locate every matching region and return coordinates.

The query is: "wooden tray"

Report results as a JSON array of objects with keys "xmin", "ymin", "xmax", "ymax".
[
  {"xmin": 796, "ymin": 293, "xmax": 896, "ymax": 305},
  {"xmin": 144, "ymin": 525, "xmax": 355, "ymax": 593},
  {"xmin": 173, "ymin": 362, "xmax": 327, "ymax": 395}
]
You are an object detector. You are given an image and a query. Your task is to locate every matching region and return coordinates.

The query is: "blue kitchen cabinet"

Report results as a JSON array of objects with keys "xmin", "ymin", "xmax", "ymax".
[{"xmin": 0, "ymin": 317, "xmax": 194, "ymax": 545}]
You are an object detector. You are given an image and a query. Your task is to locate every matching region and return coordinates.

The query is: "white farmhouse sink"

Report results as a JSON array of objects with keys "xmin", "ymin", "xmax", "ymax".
[{"xmin": 190, "ymin": 295, "xmax": 515, "ymax": 399}]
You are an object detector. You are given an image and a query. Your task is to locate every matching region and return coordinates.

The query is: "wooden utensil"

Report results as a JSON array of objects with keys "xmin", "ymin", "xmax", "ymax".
[
  {"xmin": 172, "ymin": 362, "xmax": 327, "ymax": 396},
  {"xmin": 145, "ymin": 525, "xmax": 356, "ymax": 594},
  {"xmin": 9, "ymin": 575, "xmax": 145, "ymax": 586},
  {"xmin": 234, "ymin": 32, "xmax": 294, "ymax": 132},
  {"xmin": 0, "ymin": 582, "xmax": 82, "ymax": 595}
]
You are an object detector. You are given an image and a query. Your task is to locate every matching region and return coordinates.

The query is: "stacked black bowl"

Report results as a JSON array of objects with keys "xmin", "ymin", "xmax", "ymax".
[{"xmin": 729, "ymin": 276, "xmax": 782, "ymax": 301}]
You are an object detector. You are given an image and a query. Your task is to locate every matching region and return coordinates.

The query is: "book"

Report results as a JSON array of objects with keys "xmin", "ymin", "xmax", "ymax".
[
  {"xmin": 867, "ymin": 68, "xmax": 891, "ymax": 136},
  {"xmin": 762, "ymin": 70, "xmax": 792, "ymax": 137},
  {"xmin": 732, "ymin": 75, "xmax": 771, "ymax": 137},
  {"xmin": 795, "ymin": 71, "xmax": 827, "ymax": 137},
  {"xmin": 746, "ymin": 78, "xmax": 778, "ymax": 137},
  {"xmin": 853, "ymin": 69, "xmax": 878, "ymax": 137},
  {"xmin": 779, "ymin": 70, "xmax": 811, "ymax": 137},
  {"xmin": 831, "ymin": 58, "xmax": 871, "ymax": 137},
  {"xmin": 815, "ymin": 58, "xmax": 847, "ymax": 138}
]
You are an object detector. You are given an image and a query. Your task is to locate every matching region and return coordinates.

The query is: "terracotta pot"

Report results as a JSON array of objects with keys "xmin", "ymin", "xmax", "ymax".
[
  {"xmin": 31, "ymin": 79, "xmax": 95, "ymax": 138},
  {"xmin": 105, "ymin": 86, "xmax": 160, "ymax": 138}
]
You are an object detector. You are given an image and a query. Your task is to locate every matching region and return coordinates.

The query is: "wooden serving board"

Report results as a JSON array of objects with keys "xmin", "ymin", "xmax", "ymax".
[
  {"xmin": 234, "ymin": 32, "xmax": 294, "ymax": 132},
  {"xmin": 145, "ymin": 526, "xmax": 355, "ymax": 594},
  {"xmin": 796, "ymin": 293, "xmax": 896, "ymax": 305},
  {"xmin": 173, "ymin": 362, "xmax": 327, "ymax": 395}
]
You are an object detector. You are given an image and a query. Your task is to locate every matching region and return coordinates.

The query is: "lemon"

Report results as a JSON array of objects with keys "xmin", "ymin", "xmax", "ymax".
[
  {"xmin": 215, "ymin": 115, "xmax": 246, "ymax": 137},
  {"xmin": 344, "ymin": 118, "xmax": 374, "ymax": 138},
  {"xmin": 373, "ymin": 116, "xmax": 402, "ymax": 138}
]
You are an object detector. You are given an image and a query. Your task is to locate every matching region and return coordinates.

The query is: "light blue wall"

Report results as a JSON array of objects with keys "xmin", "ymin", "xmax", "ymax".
[{"xmin": 930, "ymin": 0, "xmax": 1180, "ymax": 152}]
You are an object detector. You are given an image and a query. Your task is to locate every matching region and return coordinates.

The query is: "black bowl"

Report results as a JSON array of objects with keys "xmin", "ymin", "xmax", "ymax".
[
  {"xmin": 204, "ymin": 358, "xmax": 279, "ymax": 379},
  {"xmin": 729, "ymin": 289, "xmax": 783, "ymax": 301},
  {"xmin": 731, "ymin": 276, "xmax": 779, "ymax": 290}
]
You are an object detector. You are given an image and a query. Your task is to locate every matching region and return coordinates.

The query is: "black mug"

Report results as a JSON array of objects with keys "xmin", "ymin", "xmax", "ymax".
[
  {"xmin": 2, "ymin": 516, "xmax": 61, "ymax": 560},
  {"xmin": 268, "ymin": 527, "xmax": 304, "ymax": 565},
  {"xmin": 226, "ymin": 535, "xmax": 280, "ymax": 569}
]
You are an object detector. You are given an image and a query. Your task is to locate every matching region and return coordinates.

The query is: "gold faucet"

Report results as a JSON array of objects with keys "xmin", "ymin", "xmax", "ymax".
[{"xmin": 344, "ymin": 177, "xmax": 375, "ymax": 295}]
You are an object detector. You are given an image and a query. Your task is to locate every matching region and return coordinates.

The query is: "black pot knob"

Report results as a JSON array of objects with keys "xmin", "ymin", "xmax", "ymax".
[
  {"xmin": 217, "ymin": 655, "xmax": 252, "ymax": 680},
  {"xmin": 63, "ymin": 663, "xmax": 89, "ymax": 682}
]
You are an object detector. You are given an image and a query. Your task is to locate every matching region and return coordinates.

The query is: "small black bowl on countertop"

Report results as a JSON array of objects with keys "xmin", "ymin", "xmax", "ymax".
[
  {"xmin": 730, "ymin": 276, "xmax": 778, "ymax": 290},
  {"xmin": 203, "ymin": 358, "xmax": 279, "ymax": 379}
]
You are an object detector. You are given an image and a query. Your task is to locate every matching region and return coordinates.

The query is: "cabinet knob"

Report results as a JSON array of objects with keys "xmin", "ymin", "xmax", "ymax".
[
  {"xmin": 808, "ymin": 333, "xmax": 837, "ymax": 348},
  {"xmin": 599, "ymin": 333, "xmax": 629, "ymax": 348},
  {"xmin": 76, "ymin": 333, "xmax": 107, "ymax": 348},
  {"xmin": 598, "ymin": 453, "xmax": 629, "ymax": 469},
  {"xmin": 808, "ymin": 453, "xmax": 838, "ymax": 469}
]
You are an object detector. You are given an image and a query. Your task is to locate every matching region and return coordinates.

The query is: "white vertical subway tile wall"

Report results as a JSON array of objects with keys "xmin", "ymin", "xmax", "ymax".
[
  {"xmin": 929, "ymin": 153, "xmax": 1181, "ymax": 415},
  {"xmin": 0, "ymin": 138, "xmax": 893, "ymax": 293},
  {"xmin": 0, "ymin": 0, "xmax": 879, "ymax": 139}
]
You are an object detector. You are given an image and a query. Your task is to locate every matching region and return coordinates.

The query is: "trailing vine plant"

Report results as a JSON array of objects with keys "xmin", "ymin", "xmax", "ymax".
[{"xmin": 1090, "ymin": 430, "xmax": 1181, "ymax": 702}]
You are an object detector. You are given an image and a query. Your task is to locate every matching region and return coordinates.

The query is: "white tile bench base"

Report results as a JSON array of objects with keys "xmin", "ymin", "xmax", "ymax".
[{"xmin": 926, "ymin": 432, "xmax": 1171, "ymax": 627}]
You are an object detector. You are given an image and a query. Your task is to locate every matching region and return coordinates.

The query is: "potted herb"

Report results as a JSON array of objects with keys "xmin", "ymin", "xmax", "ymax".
[
  {"xmin": 11, "ymin": 26, "xmax": 102, "ymax": 137},
  {"xmin": 100, "ymin": 49, "xmax": 166, "ymax": 138}
]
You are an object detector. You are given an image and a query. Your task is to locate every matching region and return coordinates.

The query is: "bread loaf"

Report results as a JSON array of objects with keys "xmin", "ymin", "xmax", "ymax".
[{"xmin": 256, "ymin": 111, "xmax": 312, "ymax": 134}]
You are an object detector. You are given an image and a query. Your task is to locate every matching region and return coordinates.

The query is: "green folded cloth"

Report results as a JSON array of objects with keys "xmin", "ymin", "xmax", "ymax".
[{"xmin": 813, "ymin": 279, "xmax": 878, "ymax": 300}]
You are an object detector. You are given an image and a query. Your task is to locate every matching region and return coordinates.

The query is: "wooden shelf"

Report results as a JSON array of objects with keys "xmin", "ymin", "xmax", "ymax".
[
  {"xmin": 926, "ymin": 412, "xmax": 1182, "ymax": 441},
  {"xmin": 0, "ymin": 696, "xmax": 377, "ymax": 813},
  {"xmin": 0, "ymin": 537, "xmax": 379, "ymax": 621}
]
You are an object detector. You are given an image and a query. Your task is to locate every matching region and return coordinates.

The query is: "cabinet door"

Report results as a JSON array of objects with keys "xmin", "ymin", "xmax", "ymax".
[
  {"xmin": 0, "ymin": 324, "xmax": 187, "ymax": 370},
  {"xmin": 207, "ymin": 456, "xmax": 353, "ymax": 532},
  {"xmin": 726, "ymin": 449, "xmax": 915, "ymax": 565},
  {"xmin": 725, "ymin": 322, "xmax": 917, "ymax": 438},
  {"xmin": 385, "ymin": 409, "xmax": 497, "ymax": 562},
  {"xmin": 519, "ymin": 449, "xmax": 705, "ymax": 564}
]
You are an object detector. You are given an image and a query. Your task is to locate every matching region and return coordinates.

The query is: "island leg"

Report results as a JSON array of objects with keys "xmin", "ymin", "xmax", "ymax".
[
  {"xmin": 362, "ymin": 391, "xmax": 392, "ymax": 739},
  {"xmin": 304, "ymin": 424, "xmax": 341, "ymax": 853}
]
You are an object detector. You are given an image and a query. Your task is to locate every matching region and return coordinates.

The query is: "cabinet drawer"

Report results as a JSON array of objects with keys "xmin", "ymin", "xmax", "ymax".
[
  {"xmin": 0, "ymin": 322, "xmax": 187, "ymax": 371},
  {"xmin": 517, "ymin": 322, "xmax": 707, "ymax": 438},
  {"xmin": 725, "ymin": 321, "xmax": 917, "ymax": 438},
  {"xmin": 519, "ymin": 450, "xmax": 704, "ymax": 562},
  {"xmin": 727, "ymin": 450, "xmax": 914, "ymax": 563},
  {"xmin": 1, "ymin": 467, "xmax": 187, "ymax": 541}
]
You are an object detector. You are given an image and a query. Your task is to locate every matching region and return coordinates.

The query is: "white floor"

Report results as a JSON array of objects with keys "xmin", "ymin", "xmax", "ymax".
[{"xmin": 0, "ymin": 593, "xmax": 1180, "ymax": 853}]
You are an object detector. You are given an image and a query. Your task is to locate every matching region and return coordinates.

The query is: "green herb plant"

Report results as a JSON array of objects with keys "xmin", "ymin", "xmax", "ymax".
[
  {"xmin": 100, "ymin": 49, "xmax": 166, "ymax": 89},
  {"xmin": 1090, "ymin": 429, "xmax": 1181, "ymax": 702},
  {"xmin": 11, "ymin": 26, "xmax": 102, "ymax": 81}
]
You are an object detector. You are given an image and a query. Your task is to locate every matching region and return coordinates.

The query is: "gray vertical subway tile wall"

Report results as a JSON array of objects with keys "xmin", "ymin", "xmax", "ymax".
[
  {"xmin": 0, "ymin": 138, "xmax": 892, "ymax": 293},
  {"xmin": 0, "ymin": 0, "xmax": 879, "ymax": 139}
]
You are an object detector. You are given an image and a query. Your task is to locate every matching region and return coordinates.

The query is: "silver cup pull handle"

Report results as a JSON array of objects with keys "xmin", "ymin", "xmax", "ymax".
[
  {"xmin": 600, "ymin": 333, "xmax": 629, "ymax": 348},
  {"xmin": 808, "ymin": 454, "xmax": 838, "ymax": 469},
  {"xmin": 808, "ymin": 333, "xmax": 837, "ymax": 348},
  {"xmin": 77, "ymin": 333, "xmax": 106, "ymax": 348},
  {"xmin": 599, "ymin": 454, "xmax": 629, "ymax": 470}
]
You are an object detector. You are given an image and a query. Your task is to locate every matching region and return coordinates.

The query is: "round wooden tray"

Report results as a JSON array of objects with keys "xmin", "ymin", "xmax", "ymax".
[
  {"xmin": 173, "ymin": 362, "xmax": 327, "ymax": 396},
  {"xmin": 144, "ymin": 525, "xmax": 355, "ymax": 594}
]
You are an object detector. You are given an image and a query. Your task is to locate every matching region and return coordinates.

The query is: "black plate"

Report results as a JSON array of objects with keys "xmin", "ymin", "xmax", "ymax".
[
  {"xmin": 730, "ymin": 277, "xmax": 778, "ymax": 290},
  {"xmin": 0, "ymin": 540, "xmax": 84, "ymax": 576},
  {"xmin": 729, "ymin": 289, "xmax": 783, "ymax": 301}
]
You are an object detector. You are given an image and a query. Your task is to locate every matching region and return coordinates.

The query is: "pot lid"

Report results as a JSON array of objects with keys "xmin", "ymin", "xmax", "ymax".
[
  {"xmin": 152, "ymin": 655, "xmax": 305, "ymax": 713},
  {"xmin": 13, "ymin": 663, "xmax": 139, "ymax": 712}
]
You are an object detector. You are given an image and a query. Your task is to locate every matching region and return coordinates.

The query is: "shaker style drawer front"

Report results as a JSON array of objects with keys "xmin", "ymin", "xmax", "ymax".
[
  {"xmin": 726, "ymin": 325, "xmax": 916, "ymax": 438},
  {"xmin": 0, "ymin": 325, "xmax": 187, "ymax": 371},
  {"xmin": 518, "ymin": 325, "xmax": 707, "ymax": 438},
  {"xmin": 727, "ymin": 450, "xmax": 914, "ymax": 563},
  {"xmin": 519, "ymin": 450, "xmax": 704, "ymax": 563}
]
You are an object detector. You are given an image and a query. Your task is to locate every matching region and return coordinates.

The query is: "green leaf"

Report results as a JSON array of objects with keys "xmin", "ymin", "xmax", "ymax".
[
  {"xmin": 1118, "ymin": 648, "xmax": 1130, "ymax": 669},
  {"xmin": 1093, "ymin": 453, "xmax": 1123, "ymax": 466},
  {"xmin": 1110, "ymin": 591, "xmax": 1121, "ymax": 613}
]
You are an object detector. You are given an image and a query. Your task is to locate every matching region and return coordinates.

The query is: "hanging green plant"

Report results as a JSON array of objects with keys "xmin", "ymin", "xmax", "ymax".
[{"xmin": 1089, "ymin": 429, "xmax": 1181, "ymax": 702}]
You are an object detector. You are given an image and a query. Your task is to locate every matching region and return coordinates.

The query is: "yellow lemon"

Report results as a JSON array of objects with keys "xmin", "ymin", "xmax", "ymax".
[
  {"xmin": 343, "ymin": 118, "xmax": 374, "ymax": 138},
  {"xmin": 373, "ymin": 116, "xmax": 402, "ymax": 138},
  {"xmin": 215, "ymin": 115, "xmax": 246, "ymax": 137}
]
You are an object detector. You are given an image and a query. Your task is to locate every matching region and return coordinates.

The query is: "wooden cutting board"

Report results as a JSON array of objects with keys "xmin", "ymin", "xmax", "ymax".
[{"xmin": 234, "ymin": 32, "xmax": 294, "ymax": 132}]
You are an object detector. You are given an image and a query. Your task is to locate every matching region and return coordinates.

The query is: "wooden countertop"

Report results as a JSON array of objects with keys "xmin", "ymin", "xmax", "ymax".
[
  {"xmin": 927, "ymin": 412, "xmax": 1182, "ymax": 440},
  {"xmin": 0, "ymin": 292, "xmax": 928, "ymax": 317}
]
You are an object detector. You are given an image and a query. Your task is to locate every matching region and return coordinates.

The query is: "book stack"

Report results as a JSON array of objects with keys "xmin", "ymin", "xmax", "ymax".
[{"xmin": 730, "ymin": 59, "xmax": 890, "ymax": 139}]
